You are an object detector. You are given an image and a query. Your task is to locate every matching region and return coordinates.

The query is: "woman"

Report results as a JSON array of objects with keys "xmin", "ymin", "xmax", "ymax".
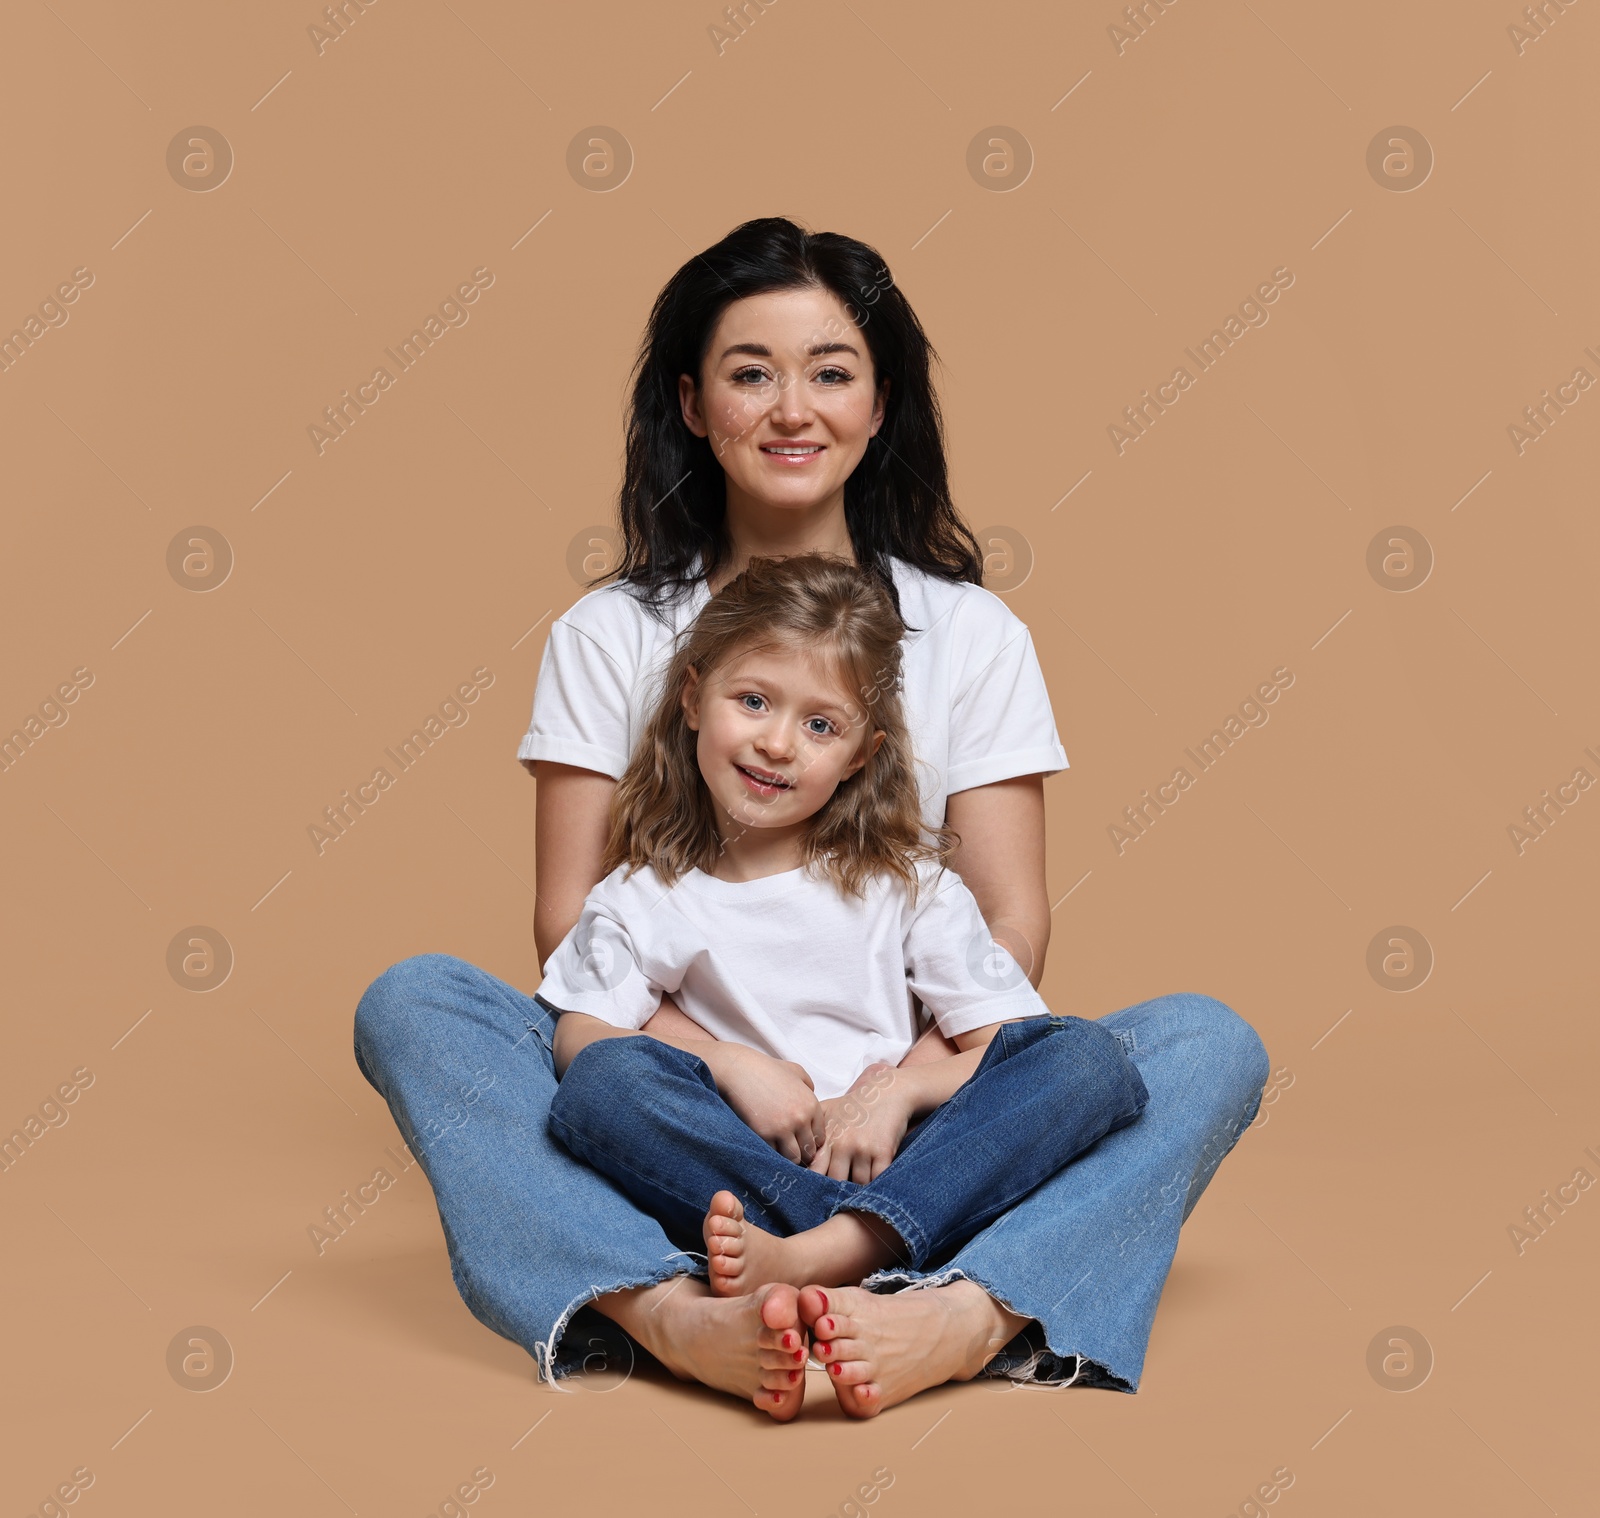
[{"xmin": 354, "ymin": 217, "xmax": 1269, "ymax": 1420}]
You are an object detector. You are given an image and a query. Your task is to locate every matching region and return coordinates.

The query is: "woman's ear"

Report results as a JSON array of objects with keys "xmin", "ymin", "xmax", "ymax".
[
  {"xmin": 678, "ymin": 373, "xmax": 708, "ymax": 438},
  {"xmin": 681, "ymin": 665, "xmax": 703, "ymax": 730},
  {"xmin": 869, "ymin": 378, "xmax": 890, "ymax": 438}
]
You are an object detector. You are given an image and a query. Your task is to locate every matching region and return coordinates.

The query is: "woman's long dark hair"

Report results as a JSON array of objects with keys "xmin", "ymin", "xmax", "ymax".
[{"xmin": 608, "ymin": 216, "xmax": 983, "ymax": 612}]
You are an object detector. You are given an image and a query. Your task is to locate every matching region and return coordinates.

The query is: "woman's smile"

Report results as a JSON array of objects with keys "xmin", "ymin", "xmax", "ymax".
[
  {"xmin": 679, "ymin": 286, "xmax": 886, "ymax": 525},
  {"xmin": 758, "ymin": 440, "xmax": 827, "ymax": 467}
]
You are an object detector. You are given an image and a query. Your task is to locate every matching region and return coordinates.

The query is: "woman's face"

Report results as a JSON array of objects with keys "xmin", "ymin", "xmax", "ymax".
[{"xmin": 678, "ymin": 286, "xmax": 887, "ymax": 520}]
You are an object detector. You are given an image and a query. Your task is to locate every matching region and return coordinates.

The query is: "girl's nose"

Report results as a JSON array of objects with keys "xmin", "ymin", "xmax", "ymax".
[{"xmin": 754, "ymin": 722, "xmax": 796, "ymax": 762}]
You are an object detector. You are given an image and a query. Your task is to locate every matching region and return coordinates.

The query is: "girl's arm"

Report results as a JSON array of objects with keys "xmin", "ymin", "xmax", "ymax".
[
  {"xmin": 810, "ymin": 1022, "xmax": 1007, "ymax": 1183},
  {"xmin": 553, "ymin": 1008, "xmax": 741, "ymax": 1081},
  {"xmin": 551, "ymin": 1011, "xmax": 826, "ymax": 1164},
  {"xmin": 536, "ymin": 766, "xmax": 1053, "ymax": 1060},
  {"xmin": 536, "ymin": 762, "xmax": 824, "ymax": 1159}
]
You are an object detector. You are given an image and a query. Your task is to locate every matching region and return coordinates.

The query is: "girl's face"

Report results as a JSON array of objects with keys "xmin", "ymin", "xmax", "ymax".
[
  {"xmin": 682, "ymin": 641, "xmax": 884, "ymax": 836},
  {"xmin": 678, "ymin": 287, "xmax": 888, "ymax": 521}
]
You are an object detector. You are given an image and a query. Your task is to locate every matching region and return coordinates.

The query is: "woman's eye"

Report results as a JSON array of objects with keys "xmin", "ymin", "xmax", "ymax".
[
  {"xmin": 815, "ymin": 366, "xmax": 852, "ymax": 384},
  {"xmin": 731, "ymin": 367, "xmax": 773, "ymax": 385}
]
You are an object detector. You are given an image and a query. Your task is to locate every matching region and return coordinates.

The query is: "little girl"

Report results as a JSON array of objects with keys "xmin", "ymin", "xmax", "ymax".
[{"xmin": 540, "ymin": 554, "xmax": 1148, "ymax": 1309}]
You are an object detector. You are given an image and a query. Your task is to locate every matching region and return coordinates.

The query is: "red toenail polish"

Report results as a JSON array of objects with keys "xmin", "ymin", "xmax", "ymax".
[
  {"xmin": 817, "ymin": 1343, "xmax": 829, "ymax": 1356},
  {"xmin": 818, "ymin": 1291, "xmax": 830, "ymax": 1311},
  {"xmin": 789, "ymin": 1370, "xmax": 799, "ymax": 1382},
  {"xmin": 794, "ymin": 1350, "xmax": 804, "ymax": 1361},
  {"xmin": 830, "ymin": 1363, "xmax": 841, "ymax": 1376}
]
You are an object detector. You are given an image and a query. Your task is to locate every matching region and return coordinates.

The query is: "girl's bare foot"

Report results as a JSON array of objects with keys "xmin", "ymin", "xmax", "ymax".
[
  {"xmin": 703, "ymin": 1191, "xmax": 900, "ymax": 1296},
  {"xmin": 596, "ymin": 1276, "xmax": 810, "ymax": 1420},
  {"xmin": 798, "ymin": 1280, "xmax": 1029, "ymax": 1418}
]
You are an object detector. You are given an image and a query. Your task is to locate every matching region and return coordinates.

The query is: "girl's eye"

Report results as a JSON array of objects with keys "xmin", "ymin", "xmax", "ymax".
[
  {"xmin": 805, "ymin": 717, "xmax": 836, "ymax": 737},
  {"xmin": 740, "ymin": 693, "xmax": 765, "ymax": 712}
]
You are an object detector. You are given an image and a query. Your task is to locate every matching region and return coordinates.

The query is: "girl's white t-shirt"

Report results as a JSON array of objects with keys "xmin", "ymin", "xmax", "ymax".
[
  {"xmin": 535, "ymin": 859, "xmax": 1050, "ymax": 1100},
  {"xmin": 517, "ymin": 559, "xmax": 1068, "ymax": 829}
]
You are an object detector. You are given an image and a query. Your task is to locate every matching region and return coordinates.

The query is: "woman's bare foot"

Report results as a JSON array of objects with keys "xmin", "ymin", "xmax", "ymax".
[
  {"xmin": 798, "ymin": 1280, "xmax": 1029, "ymax": 1418},
  {"xmin": 703, "ymin": 1191, "xmax": 900, "ymax": 1296},
  {"xmin": 595, "ymin": 1276, "xmax": 810, "ymax": 1420}
]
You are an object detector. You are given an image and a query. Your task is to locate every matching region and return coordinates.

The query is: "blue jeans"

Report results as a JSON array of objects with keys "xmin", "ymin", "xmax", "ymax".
[
  {"xmin": 353, "ymin": 955, "xmax": 1269, "ymax": 1390},
  {"xmin": 546, "ymin": 1016, "xmax": 1150, "ymax": 1270}
]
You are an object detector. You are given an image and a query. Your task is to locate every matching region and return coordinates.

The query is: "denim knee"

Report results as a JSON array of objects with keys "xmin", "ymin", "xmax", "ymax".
[
  {"xmin": 1160, "ymin": 992, "xmax": 1270, "ymax": 1101},
  {"xmin": 1018, "ymin": 1016, "xmax": 1150, "ymax": 1122},
  {"xmin": 1068, "ymin": 1017, "xmax": 1151, "ymax": 1119},
  {"xmin": 353, "ymin": 953, "xmax": 469, "ymax": 1080},
  {"xmin": 551, "ymin": 1034, "xmax": 706, "ymax": 1127}
]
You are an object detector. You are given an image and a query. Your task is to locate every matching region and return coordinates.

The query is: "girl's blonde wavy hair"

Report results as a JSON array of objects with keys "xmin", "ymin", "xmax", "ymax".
[{"xmin": 603, "ymin": 554, "xmax": 955, "ymax": 899}]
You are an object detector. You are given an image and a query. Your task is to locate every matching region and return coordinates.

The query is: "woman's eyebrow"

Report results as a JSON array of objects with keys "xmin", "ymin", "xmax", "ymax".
[{"xmin": 718, "ymin": 341, "xmax": 861, "ymax": 361}]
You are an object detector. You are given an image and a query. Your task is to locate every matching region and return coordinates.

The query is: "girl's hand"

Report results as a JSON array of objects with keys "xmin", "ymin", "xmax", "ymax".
[
  {"xmin": 713, "ymin": 1045, "xmax": 827, "ymax": 1165},
  {"xmin": 809, "ymin": 1064, "xmax": 913, "ymax": 1183}
]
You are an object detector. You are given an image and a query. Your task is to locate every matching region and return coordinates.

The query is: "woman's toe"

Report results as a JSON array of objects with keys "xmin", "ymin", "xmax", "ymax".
[
  {"xmin": 758, "ymin": 1387, "xmax": 803, "ymax": 1422},
  {"xmin": 827, "ymin": 1358, "xmax": 876, "ymax": 1385},
  {"xmin": 846, "ymin": 1383, "xmax": 883, "ymax": 1416},
  {"xmin": 797, "ymin": 1285, "xmax": 832, "ymax": 1326},
  {"xmin": 815, "ymin": 1335, "xmax": 862, "ymax": 1365}
]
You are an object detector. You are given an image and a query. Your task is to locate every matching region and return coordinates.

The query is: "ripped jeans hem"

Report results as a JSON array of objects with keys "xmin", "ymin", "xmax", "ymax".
[
  {"xmin": 533, "ymin": 1253, "xmax": 707, "ymax": 1387},
  {"xmin": 858, "ymin": 1264, "xmax": 1136, "ymax": 1393}
]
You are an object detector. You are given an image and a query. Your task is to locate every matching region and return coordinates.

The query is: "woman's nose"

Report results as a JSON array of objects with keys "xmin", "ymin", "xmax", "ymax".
[{"xmin": 770, "ymin": 372, "xmax": 814, "ymax": 427}]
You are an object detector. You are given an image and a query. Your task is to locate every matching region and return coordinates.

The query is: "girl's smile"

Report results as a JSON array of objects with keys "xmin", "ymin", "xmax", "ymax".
[{"xmin": 734, "ymin": 761, "xmax": 794, "ymax": 797}]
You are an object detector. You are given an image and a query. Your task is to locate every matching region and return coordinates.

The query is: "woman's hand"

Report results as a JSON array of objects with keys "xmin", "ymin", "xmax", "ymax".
[
  {"xmin": 712, "ymin": 1045, "xmax": 827, "ymax": 1165},
  {"xmin": 809, "ymin": 1063, "xmax": 915, "ymax": 1183}
]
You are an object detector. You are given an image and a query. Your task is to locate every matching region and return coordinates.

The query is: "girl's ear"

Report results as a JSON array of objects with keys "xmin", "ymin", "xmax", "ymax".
[
  {"xmin": 681, "ymin": 665, "xmax": 703, "ymax": 731},
  {"xmin": 678, "ymin": 373, "xmax": 708, "ymax": 439},
  {"xmin": 844, "ymin": 727, "xmax": 885, "ymax": 779}
]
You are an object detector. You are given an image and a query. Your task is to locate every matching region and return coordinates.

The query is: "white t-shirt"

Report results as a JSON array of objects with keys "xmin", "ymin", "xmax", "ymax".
[
  {"xmin": 536, "ymin": 859, "xmax": 1050, "ymax": 1100},
  {"xmin": 518, "ymin": 559, "xmax": 1068, "ymax": 829}
]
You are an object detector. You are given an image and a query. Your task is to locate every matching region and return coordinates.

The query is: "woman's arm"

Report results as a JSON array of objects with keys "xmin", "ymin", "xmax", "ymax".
[
  {"xmin": 944, "ymin": 774, "xmax": 1050, "ymax": 990},
  {"xmin": 533, "ymin": 762, "xmax": 617, "ymax": 968},
  {"xmin": 898, "ymin": 774, "xmax": 1052, "ymax": 1069},
  {"xmin": 534, "ymin": 760, "xmax": 711, "ymax": 1037}
]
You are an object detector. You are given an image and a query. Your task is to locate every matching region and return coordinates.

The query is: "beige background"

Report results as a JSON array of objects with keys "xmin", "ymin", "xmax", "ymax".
[{"xmin": 3, "ymin": 0, "xmax": 1596, "ymax": 1512}]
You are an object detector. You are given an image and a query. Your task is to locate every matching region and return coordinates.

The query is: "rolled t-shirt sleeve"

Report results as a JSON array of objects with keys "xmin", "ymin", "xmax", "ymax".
[
  {"xmin": 903, "ymin": 866, "xmax": 1049, "ymax": 1039},
  {"xmin": 535, "ymin": 902, "xmax": 664, "ymax": 1028},
  {"xmin": 945, "ymin": 613, "xmax": 1069, "ymax": 796},
  {"xmin": 516, "ymin": 618, "xmax": 634, "ymax": 778}
]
